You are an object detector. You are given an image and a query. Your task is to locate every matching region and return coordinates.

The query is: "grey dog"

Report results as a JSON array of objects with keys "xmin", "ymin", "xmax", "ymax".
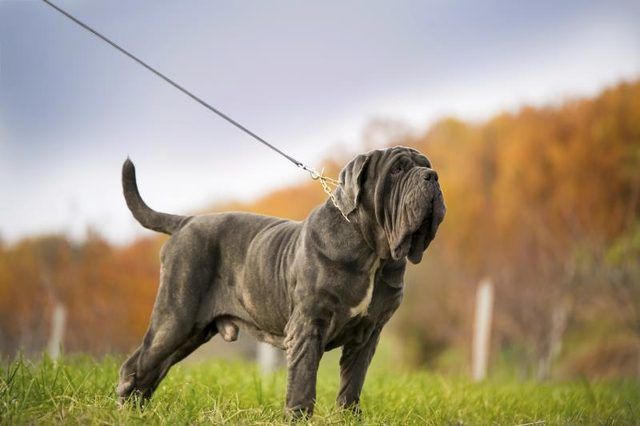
[{"xmin": 116, "ymin": 146, "xmax": 445, "ymax": 417}]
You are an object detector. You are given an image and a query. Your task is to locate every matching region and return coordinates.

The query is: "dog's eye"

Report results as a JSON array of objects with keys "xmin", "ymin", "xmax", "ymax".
[{"xmin": 391, "ymin": 164, "xmax": 404, "ymax": 176}]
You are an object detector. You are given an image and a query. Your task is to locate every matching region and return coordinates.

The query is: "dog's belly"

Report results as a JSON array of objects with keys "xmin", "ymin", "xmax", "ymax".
[
  {"xmin": 231, "ymin": 219, "xmax": 302, "ymax": 337},
  {"xmin": 239, "ymin": 318, "xmax": 285, "ymax": 349},
  {"xmin": 234, "ymin": 285, "xmax": 289, "ymax": 337}
]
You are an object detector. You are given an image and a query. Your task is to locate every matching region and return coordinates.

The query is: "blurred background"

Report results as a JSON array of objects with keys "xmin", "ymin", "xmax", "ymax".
[{"xmin": 1, "ymin": 0, "xmax": 639, "ymax": 380}]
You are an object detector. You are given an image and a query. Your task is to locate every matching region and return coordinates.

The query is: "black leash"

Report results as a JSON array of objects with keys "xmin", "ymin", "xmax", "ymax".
[{"xmin": 41, "ymin": 0, "xmax": 327, "ymax": 180}]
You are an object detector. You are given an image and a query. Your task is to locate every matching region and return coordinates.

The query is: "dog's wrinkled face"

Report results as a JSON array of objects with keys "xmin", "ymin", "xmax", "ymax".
[{"xmin": 335, "ymin": 146, "xmax": 446, "ymax": 264}]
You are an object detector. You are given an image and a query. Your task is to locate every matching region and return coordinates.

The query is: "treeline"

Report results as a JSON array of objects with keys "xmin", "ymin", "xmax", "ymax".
[
  {"xmin": 0, "ymin": 233, "xmax": 162, "ymax": 356},
  {"xmin": 1, "ymin": 80, "xmax": 639, "ymax": 379}
]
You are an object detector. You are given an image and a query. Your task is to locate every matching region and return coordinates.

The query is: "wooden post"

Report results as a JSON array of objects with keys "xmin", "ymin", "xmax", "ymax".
[
  {"xmin": 257, "ymin": 342, "xmax": 279, "ymax": 374},
  {"xmin": 47, "ymin": 303, "xmax": 67, "ymax": 360},
  {"xmin": 472, "ymin": 278, "xmax": 494, "ymax": 381}
]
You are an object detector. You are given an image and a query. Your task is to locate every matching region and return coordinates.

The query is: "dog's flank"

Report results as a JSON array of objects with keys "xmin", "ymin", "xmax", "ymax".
[{"xmin": 122, "ymin": 159, "xmax": 192, "ymax": 235}]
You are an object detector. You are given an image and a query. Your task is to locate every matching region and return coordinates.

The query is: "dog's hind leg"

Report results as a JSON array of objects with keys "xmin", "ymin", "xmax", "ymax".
[
  {"xmin": 118, "ymin": 325, "xmax": 216, "ymax": 404},
  {"xmin": 144, "ymin": 324, "xmax": 218, "ymax": 397},
  {"xmin": 117, "ymin": 345, "xmax": 142, "ymax": 400},
  {"xmin": 117, "ymin": 318, "xmax": 192, "ymax": 402},
  {"xmin": 117, "ymin": 243, "xmax": 213, "ymax": 403}
]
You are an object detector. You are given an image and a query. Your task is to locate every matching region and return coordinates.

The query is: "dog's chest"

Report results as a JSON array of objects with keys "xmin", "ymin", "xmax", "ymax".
[{"xmin": 349, "ymin": 258, "xmax": 381, "ymax": 318}]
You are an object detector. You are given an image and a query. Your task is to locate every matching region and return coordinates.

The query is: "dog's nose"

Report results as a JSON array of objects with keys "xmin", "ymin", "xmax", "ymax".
[{"xmin": 424, "ymin": 169, "xmax": 438, "ymax": 182}]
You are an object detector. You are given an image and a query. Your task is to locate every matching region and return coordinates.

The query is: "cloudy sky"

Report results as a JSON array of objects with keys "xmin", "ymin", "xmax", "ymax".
[{"xmin": 1, "ymin": 0, "xmax": 639, "ymax": 244}]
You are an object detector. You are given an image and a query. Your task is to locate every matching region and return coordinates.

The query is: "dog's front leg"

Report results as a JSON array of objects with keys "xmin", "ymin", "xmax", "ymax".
[
  {"xmin": 336, "ymin": 326, "xmax": 382, "ymax": 412},
  {"xmin": 283, "ymin": 309, "xmax": 327, "ymax": 419}
]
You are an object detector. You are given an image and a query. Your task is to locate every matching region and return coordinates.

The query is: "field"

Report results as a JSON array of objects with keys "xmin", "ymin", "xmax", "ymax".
[{"xmin": 1, "ymin": 351, "xmax": 638, "ymax": 426}]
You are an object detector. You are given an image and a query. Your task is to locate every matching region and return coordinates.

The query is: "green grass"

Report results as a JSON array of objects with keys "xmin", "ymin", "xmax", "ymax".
[{"xmin": 1, "ymin": 354, "xmax": 638, "ymax": 425}]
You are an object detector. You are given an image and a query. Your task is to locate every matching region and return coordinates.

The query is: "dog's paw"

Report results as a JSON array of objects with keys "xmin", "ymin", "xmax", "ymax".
[
  {"xmin": 285, "ymin": 405, "xmax": 314, "ymax": 421},
  {"xmin": 337, "ymin": 398, "xmax": 362, "ymax": 417},
  {"xmin": 116, "ymin": 374, "xmax": 137, "ymax": 406}
]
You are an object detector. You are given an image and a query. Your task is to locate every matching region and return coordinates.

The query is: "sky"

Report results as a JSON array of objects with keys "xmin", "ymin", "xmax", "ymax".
[{"xmin": 1, "ymin": 0, "xmax": 639, "ymax": 244}]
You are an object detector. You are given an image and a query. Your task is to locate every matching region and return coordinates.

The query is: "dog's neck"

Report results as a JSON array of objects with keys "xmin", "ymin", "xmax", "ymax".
[
  {"xmin": 331, "ymin": 196, "xmax": 392, "ymax": 260},
  {"xmin": 307, "ymin": 199, "xmax": 390, "ymax": 266},
  {"xmin": 308, "ymin": 200, "xmax": 406, "ymax": 288},
  {"xmin": 304, "ymin": 201, "xmax": 372, "ymax": 262}
]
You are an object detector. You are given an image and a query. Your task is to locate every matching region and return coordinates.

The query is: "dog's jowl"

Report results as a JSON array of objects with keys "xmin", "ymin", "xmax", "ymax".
[{"xmin": 116, "ymin": 146, "xmax": 445, "ymax": 418}]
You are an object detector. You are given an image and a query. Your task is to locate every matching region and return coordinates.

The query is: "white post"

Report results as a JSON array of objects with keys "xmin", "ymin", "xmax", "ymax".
[
  {"xmin": 472, "ymin": 278, "xmax": 494, "ymax": 381},
  {"xmin": 257, "ymin": 342, "xmax": 279, "ymax": 374},
  {"xmin": 47, "ymin": 303, "xmax": 67, "ymax": 360}
]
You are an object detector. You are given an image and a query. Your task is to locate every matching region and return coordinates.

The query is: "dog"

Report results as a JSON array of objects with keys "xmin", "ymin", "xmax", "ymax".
[{"xmin": 116, "ymin": 146, "xmax": 445, "ymax": 418}]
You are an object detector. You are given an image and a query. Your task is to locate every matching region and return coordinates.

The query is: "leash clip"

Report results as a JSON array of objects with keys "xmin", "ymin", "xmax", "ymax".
[{"xmin": 299, "ymin": 163, "xmax": 350, "ymax": 222}]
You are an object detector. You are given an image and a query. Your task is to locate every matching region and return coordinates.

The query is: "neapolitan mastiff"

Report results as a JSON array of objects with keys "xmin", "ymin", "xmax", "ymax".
[{"xmin": 116, "ymin": 146, "xmax": 445, "ymax": 417}]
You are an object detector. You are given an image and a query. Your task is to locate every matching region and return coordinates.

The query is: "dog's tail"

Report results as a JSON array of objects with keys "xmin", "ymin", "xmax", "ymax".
[{"xmin": 122, "ymin": 158, "xmax": 191, "ymax": 235}]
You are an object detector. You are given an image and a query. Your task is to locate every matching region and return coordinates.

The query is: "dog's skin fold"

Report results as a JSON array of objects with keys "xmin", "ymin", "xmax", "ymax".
[{"xmin": 117, "ymin": 146, "xmax": 445, "ymax": 418}]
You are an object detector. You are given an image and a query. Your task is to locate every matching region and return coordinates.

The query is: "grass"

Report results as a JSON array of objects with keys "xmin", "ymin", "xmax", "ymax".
[{"xmin": 1, "ymin": 353, "xmax": 638, "ymax": 425}]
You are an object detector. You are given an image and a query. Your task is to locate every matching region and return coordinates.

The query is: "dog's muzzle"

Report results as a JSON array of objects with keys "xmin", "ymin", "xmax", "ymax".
[{"xmin": 392, "ymin": 168, "xmax": 446, "ymax": 264}]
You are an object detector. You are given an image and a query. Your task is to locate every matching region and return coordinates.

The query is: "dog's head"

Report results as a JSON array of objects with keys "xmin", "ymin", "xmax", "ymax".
[{"xmin": 335, "ymin": 146, "xmax": 446, "ymax": 264}]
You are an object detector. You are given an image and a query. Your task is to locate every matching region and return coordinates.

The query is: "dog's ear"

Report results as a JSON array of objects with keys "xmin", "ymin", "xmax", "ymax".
[{"xmin": 334, "ymin": 154, "xmax": 370, "ymax": 216}]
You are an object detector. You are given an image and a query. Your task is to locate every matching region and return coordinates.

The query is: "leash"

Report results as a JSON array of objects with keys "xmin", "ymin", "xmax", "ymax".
[{"xmin": 41, "ymin": 0, "xmax": 350, "ymax": 221}]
